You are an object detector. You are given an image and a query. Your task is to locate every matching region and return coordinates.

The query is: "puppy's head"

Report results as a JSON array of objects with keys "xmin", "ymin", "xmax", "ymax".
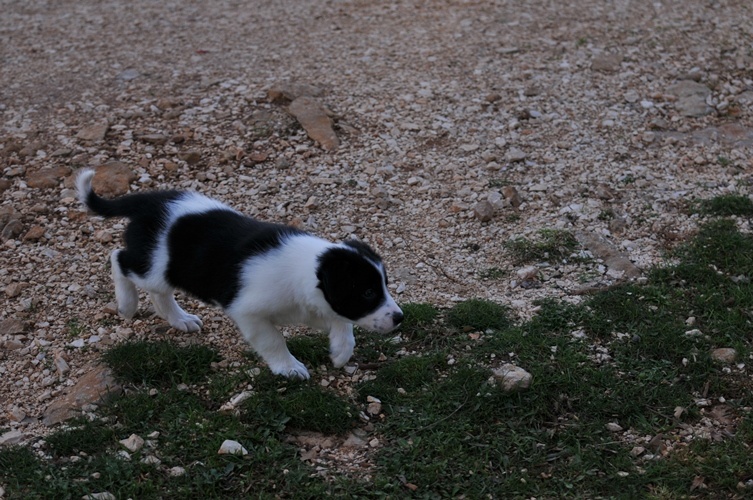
[{"xmin": 316, "ymin": 240, "xmax": 403, "ymax": 333}]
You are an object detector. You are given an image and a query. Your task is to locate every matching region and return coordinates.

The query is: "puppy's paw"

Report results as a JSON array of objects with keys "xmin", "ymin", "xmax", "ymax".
[
  {"xmin": 270, "ymin": 358, "xmax": 310, "ymax": 380},
  {"xmin": 169, "ymin": 313, "xmax": 203, "ymax": 333},
  {"xmin": 116, "ymin": 290, "xmax": 139, "ymax": 319},
  {"xmin": 330, "ymin": 334, "xmax": 355, "ymax": 368}
]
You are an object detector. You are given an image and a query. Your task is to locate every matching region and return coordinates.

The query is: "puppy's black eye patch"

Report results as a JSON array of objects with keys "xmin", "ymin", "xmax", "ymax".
[{"xmin": 362, "ymin": 288, "xmax": 377, "ymax": 300}]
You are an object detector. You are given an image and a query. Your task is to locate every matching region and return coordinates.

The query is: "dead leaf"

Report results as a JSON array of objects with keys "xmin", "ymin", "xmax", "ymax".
[{"xmin": 690, "ymin": 475, "xmax": 706, "ymax": 491}]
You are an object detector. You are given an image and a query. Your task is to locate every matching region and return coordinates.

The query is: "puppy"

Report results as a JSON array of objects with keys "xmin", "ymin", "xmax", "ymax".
[{"xmin": 76, "ymin": 169, "xmax": 403, "ymax": 379}]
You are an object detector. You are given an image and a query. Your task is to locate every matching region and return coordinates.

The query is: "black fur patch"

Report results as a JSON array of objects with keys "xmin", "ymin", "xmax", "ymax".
[
  {"xmin": 166, "ymin": 209, "xmax": 304, "ymax": 307},
  {"xmin": 316, "ymin": 246, "xmax": 386, "ymax": 321},
  {"xmin": 110, "ymin": 191, "xmax": 183, "ymax": 277}
]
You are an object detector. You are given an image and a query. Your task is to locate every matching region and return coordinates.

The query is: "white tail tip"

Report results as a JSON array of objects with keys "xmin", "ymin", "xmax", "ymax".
[{"xmin": 75, "ymin": 168, "xmax": 96, "ymax": 207}]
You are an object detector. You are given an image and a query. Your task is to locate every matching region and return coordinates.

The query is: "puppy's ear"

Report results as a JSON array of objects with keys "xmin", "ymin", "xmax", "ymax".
[{"xmin": 316, "ymin": 249, "xmax": 354, "ymax": 302}]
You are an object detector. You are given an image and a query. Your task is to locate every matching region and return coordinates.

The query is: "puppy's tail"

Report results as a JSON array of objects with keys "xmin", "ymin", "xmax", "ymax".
[{"xmin": 75, "ymin": 168, "xmax": 143, "ymax": 218}]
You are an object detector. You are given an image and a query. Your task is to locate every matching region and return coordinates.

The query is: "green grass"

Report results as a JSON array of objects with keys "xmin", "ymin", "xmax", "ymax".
[
  {"xmin": 447, "ymin": 298, "xmax": 512, "ymax": 331},
  {"xmin": 505, "ymin": 229, "xmax": 581, "ymax": 264},
  {"xmin": 694, "ymin": 194, "xmax": 753, "ymax": 216},
  {"xmin": 103, "ymin": 340, "xmax": 220, "ymax": 386},
  {"xmin": 3, "ymin": 195, "xmax": 753, "ymax": 498}
]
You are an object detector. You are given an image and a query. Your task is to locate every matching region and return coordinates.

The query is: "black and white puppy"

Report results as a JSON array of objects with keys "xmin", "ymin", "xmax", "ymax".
[{"xmin": 76, "ymin": 169, "xmax": 403, "ymax": 379}]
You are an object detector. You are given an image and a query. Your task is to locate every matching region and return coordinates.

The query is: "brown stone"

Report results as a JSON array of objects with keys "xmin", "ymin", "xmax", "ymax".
[
  {"xmin": 25, "ymin": 165, "xmax": 72, "ymax": 189},
  {"xmin": 288, "ymin": 96, "xmax": 339, "ymax": 150},
  {"xmin": 710, "ymin": 348, "xmax": 737, "ymax": 363},
  {"xmin": 178, "ymin": 150, "xmax": 201, "ymax": 165},
  {"xmin": 1, "ymin": 219, "xmax": 23, "ymax": 240},
  {"xmin": 501, "ymin": 185, "xmax": 523, "ymax": 208},
  {"xmin": 5, "ymin": 282, "xmax": 28, "ymax": 298},
  {"xmin": 76, "ymin": 121, "xmax": 109, "ymax": 142},
  {"xmin": 473, "ymin": 201, "xmax": 494, "ymax": 222},
  {"xmin": 591, "ymin": 53, "xmax": 623, "ymax": 72},
  {"xmin": 42, "ymin": 364, "xmax": 122, "ymax": 426},
  {"xmin": 0, "ymin": 318, "xmax": 25, "ymax": 335},
  {"xmin": 138, "ymin": 134, "xmax": 169, "ymax": 145},
  {"xmin": 0, "ymin": 179, "xmax": 11, "ymax": 194},
  {"xmin": 23, "ymin": 225, "xmax": 45, "ymax": 241},
  {"xmin": 91, "ymin": 162, "xmax": 137, "ymax": 197},
  {"xmin": 267, "ymin": 82, "xmax": 323, "ymax": 104}
]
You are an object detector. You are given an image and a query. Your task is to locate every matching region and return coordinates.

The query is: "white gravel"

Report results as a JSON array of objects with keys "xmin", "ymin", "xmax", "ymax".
[{"xmin": 1, "ymin": 0, "xmax": 752, "ymax": 438}]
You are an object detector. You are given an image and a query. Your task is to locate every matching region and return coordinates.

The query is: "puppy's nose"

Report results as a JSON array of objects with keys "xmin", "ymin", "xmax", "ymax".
[{"xmin": 392, "ymin": 310, "xmax": 404, "ymax": 325}]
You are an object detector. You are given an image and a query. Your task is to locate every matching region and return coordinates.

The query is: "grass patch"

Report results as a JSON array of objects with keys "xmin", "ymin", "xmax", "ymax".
[
  {"xmin": 447, "ymin": 298, "xmax": 512, "ymax": 331},
  {"xmin": 695, "ymin": 194, "xmax": 753, "ymax": 216},
  {"xmin": 505, "ymin": 229, "xmax": 580, "ymax": 264},
  {"xmin": 5, "ymin": 211, "xmax": 753, "ymax": 497},
  {"xmin": 103, "ymin": 340, "xmax": 220, "ymax": 386},
  {"xmin": 288, "ymin": 334, "xmax": 332, "ymax": 368}
]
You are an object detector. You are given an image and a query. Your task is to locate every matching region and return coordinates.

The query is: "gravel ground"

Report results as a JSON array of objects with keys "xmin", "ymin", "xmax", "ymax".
[{"xmin": 1, "ymin": 0, "xmax": 752, "ymax": 439}]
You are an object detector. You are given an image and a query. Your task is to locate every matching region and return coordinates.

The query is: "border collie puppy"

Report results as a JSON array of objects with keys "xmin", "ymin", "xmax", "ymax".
[{"xmin": 76, "ymin": 169, "xmax": 403, "ymax": 379}]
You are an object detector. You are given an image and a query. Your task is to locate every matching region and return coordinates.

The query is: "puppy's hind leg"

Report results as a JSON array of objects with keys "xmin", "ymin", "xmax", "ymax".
[
  {"xmin": 148, "ymin": 291, "xmax": 203, "ymax": 333},
  {"xmin": 111, "ymin": 249, "xmax": 138, "ymax": 319}
]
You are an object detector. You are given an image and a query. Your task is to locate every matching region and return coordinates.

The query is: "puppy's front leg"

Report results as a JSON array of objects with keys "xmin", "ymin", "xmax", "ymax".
[
  {"xmin": 328, "ymin": 322, "xmax": 355, "ymax": 368},
  {"xmin": 234, "ymin": 315, "xmax": 310, "ymax": 379}
]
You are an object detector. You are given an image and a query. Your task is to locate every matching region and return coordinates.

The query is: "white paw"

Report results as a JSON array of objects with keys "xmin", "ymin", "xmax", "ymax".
[
  {"xmin": 117, "ymin": 300, "xmax": 138, "ymax": 320},
  {"xmin": 330, "ymin": 340, "xmax": 355, "ymax": 368},
  {"xmin": 168, "ymin": 313, "xmax": 203, "ymax": 333},
  {"xmin": 270, "ymin": 357, "xmax": 310, "ymax": 380}
]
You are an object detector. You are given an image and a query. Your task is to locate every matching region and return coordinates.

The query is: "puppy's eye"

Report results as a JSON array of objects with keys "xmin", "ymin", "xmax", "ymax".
[{"xmin": 362, "ymin": 289, "xmax": 376, "ymax": 300}]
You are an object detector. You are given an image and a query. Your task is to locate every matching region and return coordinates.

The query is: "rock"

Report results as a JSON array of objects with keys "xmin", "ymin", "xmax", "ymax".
[
  {"xmin": 711, "ymin": 348, "xmax": 737, "ymax": 363},
  {"xmin": 119, "ymin": 434, "xmax": 145, "ymax": 453},
  {"xmin": 366, "ymin": 396, "xmax": 382, "ymax": 415},
  {"xmin": 267, "ymin": 82, "xmax": 323, "ymax": 103},
  {"xmin": 304, "ymin": 196, "xmax": 320, "ymax": 210},
  {"xmin": 0, "ymin": 429, "xmax": 24, "ymax": 446},
  {"xmin": 667, "ymin": 80, "xmax": 713, "ymax": 117},
  {"xmin": 0, "ymin": 178, "xmax": 11, "ymax": 193},
  {"xmin": 91, "ymin": 162, "xmax": 137, "ymax": 197},
  {"xmin": 76, "ymin": 121, "xmax": 109, "ymax": 142},
  {"xmin": 43, "ymin": 364, "xmax": 122, "ymax": 425},
  {"xmin": 591, "ymin": 53, "xmax": 623, "ymax": 72},
  {"xmin": 5, "ymin": 282, "xmax": 28, "ymax": 298},
  {"xmin": 501, "ymin": 185, "xmax": 523, "ymax": 208},
  {"xmin": 8, "ymin": 406, "xmax": 26, "ymax": 422},
  {"xmin": 178, "ymin": 150, "xmax": 201, "ymax": 165},
  {"xmin": 342, "ymin": 432, "xmax": 368, "ymax": 448},
  {"xmin": 1, "ymin": 219, "xmax": 23, "ymax": 240},
  {"xmin": 82, "ymin": 493, "xmax": 116, "ymax": 500},
  {"xmin": 516, "ymin": 266, "xmax": 538, "ymax": 280},
  {"xmin": 288, "ymin": 96, "xmax": 339, "ymax": 150},
  {"xmin": 25, "ymin": 165, "xmax": 72, "ymax": 189},
  {"xmin": 0, "ymin": 318, "xmax": 25, "ymax": 335},
  {"xmin": 54, "ymin": 350, "xmax": 70, "ymax": 378},
  {"xmin": 630, "ymin": 446, "xmax": 646, "ymax": 457},
  {"xmin": 138, "ymin": 134, "xmax": 168, "ymax": 145},
  {"xmin": 116, "ymin": 68, "xmax": 140, "ymax": 81},
  {"xmin": 218, "ymin": 439, "xmax": 248, "ymax": 455},
  {"xmin": 69, "ymin": 339, "xmax": 85, "ymax": 348},
  {"xmin": 506, "ymin": 148, "xmax": 527, "ymax": 163},
  {"xmin": 575, "ymin": 232, "xmax": 641, "ymax": 279},
  {"xmin": 168, "ymin": 466, "xmax": 186, "ymax": 477},
  {"xmin": 23, "ymin": 225, "xmax": 46, "ymax": 241},
  {"xmin": 473, "ymin": 201, "xmax": 494, "ymax": 222},
  {"xmin": 492, "ymin": 364, "xmax": 532, "ymax": 391},
  {"xmin": 605, "ymin": 422, "xmax": 623, "ymax": 432},
  {"xmin": 140, "ymin": 455, "xmax": 161, "ymax": 465}
]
